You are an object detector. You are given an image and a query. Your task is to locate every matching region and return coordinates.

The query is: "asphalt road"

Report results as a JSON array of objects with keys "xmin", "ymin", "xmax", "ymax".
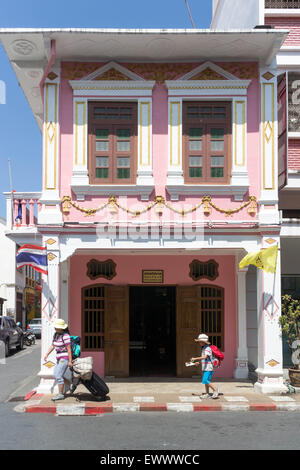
[{"xmin": 1, "ymin": 342, "xmax": 300, "ymax": 452}]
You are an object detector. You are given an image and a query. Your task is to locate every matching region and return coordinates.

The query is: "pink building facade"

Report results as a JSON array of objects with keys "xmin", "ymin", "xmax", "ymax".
[{"xmin": 1, "ymin": 25, "xmax": 289, "ymax": 393}]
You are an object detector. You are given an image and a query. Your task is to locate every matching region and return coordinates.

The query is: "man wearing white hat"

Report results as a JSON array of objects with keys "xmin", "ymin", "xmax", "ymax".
[
  {"xmin": 44, "ymin": 319, "xmax": 73, "ymax": 401},
  {"xmin": 191, "ymin": 334, "xmax": 219, "ymax": 399}
]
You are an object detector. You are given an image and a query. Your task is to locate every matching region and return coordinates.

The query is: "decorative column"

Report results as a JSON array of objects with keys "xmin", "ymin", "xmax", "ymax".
[
  {"xmin": 230, "ymin": 98, "xmax": 249, "ymax": 196},
  {"xmin": 36, "ymin": 236, "xmax": 61, "ymax": 394},
  {"xmin": 59, "ymin": 259, "xmax": 69, "ymax": 325},
  {"xmin": 254, "ymin": 237, "xmax": 288, "ymax": 394},
  {"xmin": 166, "ymin": 98, "xmax": 184, "ymax": 194},
  {"xmin": 71, "ymin": 98, "xmax": 89, "ymax": 191},
  {"xmin": 259, "ymin": 66, "xmax": 279, "ymax": 225},
  {"xmin": 234, "ymin": 259, "xmax": 249, "ymax": 379},
  {"xmin": 21, "ymin": 199, "xmax": 27, "ymax": 227},
  {"xmin": 136, "ymin": 98, "xmax": 154, "ymax": 194},
  {"xmin": 38, "ymin": 67, "xmax": 63, "ymax": 225},
  {"xmin": 29, "ymin": 199, "xmax": 35, "ymax": 227}
]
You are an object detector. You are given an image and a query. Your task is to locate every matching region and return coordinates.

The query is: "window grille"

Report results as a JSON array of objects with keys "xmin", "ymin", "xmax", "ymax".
[
  {"xmin": 200, "ymin": 285, "xmax": 224, "ymax": 350},
  {"xmin": 86, "ymin": 259, "xmax": 116, "ymax": 281},
  {"xmin": 82, "ymin": 285, "xmax": 105, "ymax": 351},
  {"xmin": 189, "ymin": 259, "xmax": 219, "ymax": 281}
]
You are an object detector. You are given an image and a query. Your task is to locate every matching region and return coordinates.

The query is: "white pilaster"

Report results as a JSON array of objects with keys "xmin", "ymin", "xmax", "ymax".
[
  {"xmin": 36, "ymin": 236, "xmax": 61, "ymax": 394},
  {"xmin": 254, "ymin": 238, "xmax": 288, "ymax": 394},
  {"xmin": 259, "ymin": 65, "xmax": 279, "ymax": 225},
  {"xmin": 71, "ymin": 98, "xmax": 89, "ymax": 187},
  {"xmin": 38, "ymin": 67, "xmax": 63, "ymax": 225},
  {"xmin": 231, "ymin": 98, "xmax": 249, "ymax": 192},
  {"xmin": 137, "ymin": 98, "xmax": 154, "ymax": 188},
  {"xmin": 60, "ymin": 259, "xmax": 69, "ymax": 324},
  {"xmin": 166, "ymin": 98, "xmax": 184, "ymax": 192},
  {"xmin": 234, "ymin": 260, "xmax": 249, "ymax": 379}
]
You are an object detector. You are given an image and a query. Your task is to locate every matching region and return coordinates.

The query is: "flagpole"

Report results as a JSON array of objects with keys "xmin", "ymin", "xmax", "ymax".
[
  {"xmin": 8, "ymin": 158, "xmax": 14, "ymax": 230},
  {"xmin": 185, "ymin": 0, "xmax": 195, "ymax": 28}
]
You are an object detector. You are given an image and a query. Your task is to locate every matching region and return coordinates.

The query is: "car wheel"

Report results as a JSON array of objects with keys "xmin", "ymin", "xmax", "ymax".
[
  {"xmin": 17, "ymin": 337, "xmax": 24, "ymax": 351},
  {"xmin": 5, "ymin": 340, "xmax": 9, "ymax": 357}
]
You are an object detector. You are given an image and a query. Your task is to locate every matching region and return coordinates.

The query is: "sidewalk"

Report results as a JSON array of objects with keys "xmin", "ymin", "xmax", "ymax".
[{"xmin": 14, "ymin": 378, "xmax": 300, "ymax": 415}]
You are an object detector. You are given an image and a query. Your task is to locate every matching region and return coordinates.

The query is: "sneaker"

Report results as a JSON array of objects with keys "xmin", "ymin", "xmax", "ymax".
[
  {"xmin": 200, "ymin": 393, "xmax": 212, "ymax": 399},
  {"xmin": 212, "ymin": 388, "xmax": 219, "ymax": 399},
  {"xmin": 51, "ymin": 393, "xmax": 65, "ymax": 401}
]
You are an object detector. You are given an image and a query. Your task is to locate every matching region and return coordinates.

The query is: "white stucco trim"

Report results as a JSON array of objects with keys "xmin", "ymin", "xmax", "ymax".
[
  {"xmin": 69, "ymin": 80, "xmax": 155, "ymax": 97},
  {"xmin": 70, "ymin": 81, "xmax": 155, "ymax": 200},
  {"xmin": 165, "ymin": 77, "xmax": 251, "ymax": 200}
]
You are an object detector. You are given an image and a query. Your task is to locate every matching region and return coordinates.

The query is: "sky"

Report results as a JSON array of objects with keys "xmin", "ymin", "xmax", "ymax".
[{"xmin": 0, "ymin": 0, "xmax": 213, "ymax": 219}]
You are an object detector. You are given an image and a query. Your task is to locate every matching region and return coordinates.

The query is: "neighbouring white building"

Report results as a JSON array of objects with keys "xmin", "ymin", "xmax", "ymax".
[
  {"xmin": 211, "ymin": 0, "xmax": 300, "ymax": 369},
  {"xmin": 0, "ymin": 216, "xmax": 25, "ymax": 323}
]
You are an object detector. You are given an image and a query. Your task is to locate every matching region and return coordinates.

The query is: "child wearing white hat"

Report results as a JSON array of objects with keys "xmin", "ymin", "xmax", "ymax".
[
  {"xmin": 191, "ymin": 334, "xmax": 219, "ymax": 399},
  {"xmin": 44, "ymin": 318, "xmax": 73, "ymax": 401}
]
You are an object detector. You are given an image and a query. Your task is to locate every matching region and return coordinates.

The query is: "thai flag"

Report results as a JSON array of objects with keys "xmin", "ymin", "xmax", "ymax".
[
  {"xmin": 15, "ymin": 201, "xmax": 22, "ymax": 226},
  {"xmin": 16, "ymin": 244, "xmax": 48, "ymax": 275}
]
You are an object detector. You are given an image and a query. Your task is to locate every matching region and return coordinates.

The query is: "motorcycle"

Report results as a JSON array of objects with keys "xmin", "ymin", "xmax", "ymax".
[{"xmin": 23, "ymin": 330, "xmax": 36, "ymax": 346}]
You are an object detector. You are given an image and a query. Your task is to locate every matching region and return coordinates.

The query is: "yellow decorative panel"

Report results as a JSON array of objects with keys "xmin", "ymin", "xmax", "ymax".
[
  {"xmin": 44, "ymin": 83, "xmax": 58, "ymax": 191},
  {"xmin": 262, "ymin": 83, "xmax": 275, "ymax": 191}
]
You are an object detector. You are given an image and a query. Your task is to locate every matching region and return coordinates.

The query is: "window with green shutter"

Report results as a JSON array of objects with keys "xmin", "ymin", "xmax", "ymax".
[
  {"xmin": 89, "ymin": 102, "xmax": 137, "ymax": 184},
  {"xmin": 183, "ymin": 102, "xmax": 231, "ymax": 184}
]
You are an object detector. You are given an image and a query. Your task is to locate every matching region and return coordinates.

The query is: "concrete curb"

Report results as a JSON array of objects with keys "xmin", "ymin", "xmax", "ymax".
[
  {"xmin": 19, "ymin": 400, "xmax": 300, "ymax": 415},
  {"xmin": 18, "ymin": 389, "xmax": 300, "ymax": 415}
]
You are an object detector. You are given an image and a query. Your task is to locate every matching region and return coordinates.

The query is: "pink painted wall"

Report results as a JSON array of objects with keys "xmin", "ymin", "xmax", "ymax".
[
  {"xmin": 69, "ymin": 254, "xmax": 237, "ymax": 378},
  {"xmin": 265, "ymin": 17, "xmax": 300, "ymax": 47},
  {"xmin": 59, "ymin": 61, "xmax": 260, "ymax": 225}
]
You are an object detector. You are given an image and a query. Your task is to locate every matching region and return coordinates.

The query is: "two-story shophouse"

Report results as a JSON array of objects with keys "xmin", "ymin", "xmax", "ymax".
[
  {"xmin": 0, "ymin": 26, "xmax": 289, "ymax": 394},
  {"xmin": 212, "ymin": 0, "xmax": 300, "ymax": 374}
]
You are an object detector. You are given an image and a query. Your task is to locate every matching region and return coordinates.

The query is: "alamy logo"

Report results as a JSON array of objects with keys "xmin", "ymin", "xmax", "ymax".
[
  {"xmin": 0, "ymin": 340, "xmax": 6, "ymax": 365},
  {"xmin": 0, "ymin": 80, "xmax": 6, "ymax": 104}
]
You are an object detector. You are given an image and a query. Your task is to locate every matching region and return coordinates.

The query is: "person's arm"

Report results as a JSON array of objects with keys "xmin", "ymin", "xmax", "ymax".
[
  {"xmin": 44, "ymin": 344, "xmax": 54, "ymax": 362},
  {"xmin": 66, "ymin": 344, "xmax": 73, "ymax": 368},
  {"xmin": 190, "ymin": 353, "xmax": 209, "ymax": 366}
]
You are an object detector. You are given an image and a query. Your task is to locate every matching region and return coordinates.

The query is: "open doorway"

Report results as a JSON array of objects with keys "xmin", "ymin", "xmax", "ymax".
[{"xmin": 129, "ymin": 286, "xmax": 176, "ymax": 376}]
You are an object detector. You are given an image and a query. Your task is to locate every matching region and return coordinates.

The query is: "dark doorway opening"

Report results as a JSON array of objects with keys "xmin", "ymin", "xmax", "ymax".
[{"xmin": 129, "ymin": 286, "xmax": 176, "ymax": 376}]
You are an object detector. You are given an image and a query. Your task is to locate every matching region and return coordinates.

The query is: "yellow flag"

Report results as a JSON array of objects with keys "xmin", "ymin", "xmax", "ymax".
[{"xmin": 239, "ymin": 245, "xmax": 278, "ymax": 273}]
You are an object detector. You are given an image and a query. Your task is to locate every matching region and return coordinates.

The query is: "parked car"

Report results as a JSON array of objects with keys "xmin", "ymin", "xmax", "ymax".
[
  {"xmin": 27, "ymin": 318, "xmax": 41, "ymax": 338},
  {"xmin": 0, "ymin": 316, "xmax": 24, "ymax": 357}
]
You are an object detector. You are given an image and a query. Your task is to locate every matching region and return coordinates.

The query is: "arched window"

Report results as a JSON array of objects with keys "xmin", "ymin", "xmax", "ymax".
[{"xmin": 81, "ymin": 285, "xmax": 105, "ymax": 351}]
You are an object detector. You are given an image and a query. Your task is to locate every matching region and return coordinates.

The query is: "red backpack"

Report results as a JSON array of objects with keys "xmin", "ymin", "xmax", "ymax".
[{"xmin": 210, "ymin": 345, "xmax": 224, "ymax": 368}]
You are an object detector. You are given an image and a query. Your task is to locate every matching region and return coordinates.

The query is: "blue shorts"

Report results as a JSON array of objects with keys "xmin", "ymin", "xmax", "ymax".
[{"xmin": 202, "ymin": 370, "xmax": 214, "ymax": 385}]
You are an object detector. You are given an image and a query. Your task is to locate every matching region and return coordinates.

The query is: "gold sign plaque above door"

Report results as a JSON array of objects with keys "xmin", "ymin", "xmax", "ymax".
[{"xmin": 142, "ymin": 270, "xmax": 164, "ymax": 284}]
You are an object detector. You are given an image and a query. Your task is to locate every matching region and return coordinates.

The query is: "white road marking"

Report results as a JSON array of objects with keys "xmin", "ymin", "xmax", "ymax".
[
  {"xmin": 133, "ymin": 396, "xmax": 155, "ymax": 402},
  {"xmin": 179, "ymin": 396, "xmax": 201, "ymax": 402},
  {"xmin": 224, "ymin": 396, "xmax": 249, "ymax": 402},
  {"xmin": 269, "ymin": 396, "xmax": 295, "ymax": 402}
]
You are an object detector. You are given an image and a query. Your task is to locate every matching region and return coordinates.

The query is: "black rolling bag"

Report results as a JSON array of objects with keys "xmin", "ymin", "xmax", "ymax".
[{"xmin": 81, "ymin": 372, "xmax": 110, "ymax": 398}]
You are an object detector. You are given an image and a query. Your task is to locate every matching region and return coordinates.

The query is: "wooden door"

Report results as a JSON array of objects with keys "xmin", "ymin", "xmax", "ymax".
[
  {"xmin": 176, "ymin": 286, "xmax": 202, "ymax": 378},
  {"xmin": 176, "ymin": 285, "xmax": 225, "ymax": 377},
  {"xmin": 105, "ymin": 286, "xmax": 129, "ymax": 377}
]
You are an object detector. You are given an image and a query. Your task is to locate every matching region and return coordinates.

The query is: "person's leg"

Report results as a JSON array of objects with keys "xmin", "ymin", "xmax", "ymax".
[
  {"xmin": 207, "ymin": 371, "xmax": 219, "ymax": 398},
  {"xmin": 202, "ymin": 372, "xmax": 212, "ymax": 397},
  {"xmin": 52, "ymin": 360, "xmax": 68, "ymax": 400}
]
